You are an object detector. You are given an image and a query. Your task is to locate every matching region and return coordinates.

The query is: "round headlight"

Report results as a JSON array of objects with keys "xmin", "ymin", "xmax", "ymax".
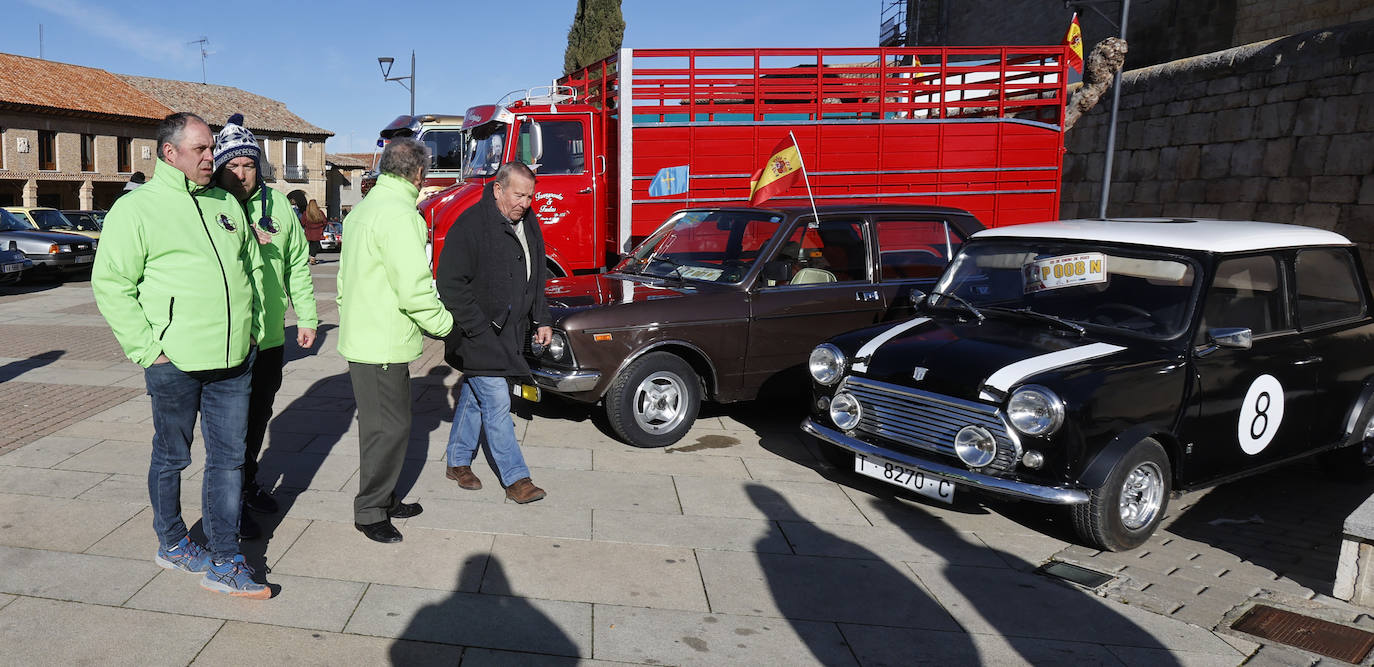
[
  {"xmin": 1006, "ymin": 385, "xmax": 1065, "ymax": 436},
  {"xmin": 809, "ymin": 344, "xmax": 846, "ymax": 386},
  {"xmin": 548, "ymin": 332, "xmax": 567, "ymax": 361},
  {"xmin": 955, "ymin": 425, "xmax": 997, "ymax": 468},
  {"xmin": 829, "ymin": 391, "xmax": 862, "ymax": 430}
]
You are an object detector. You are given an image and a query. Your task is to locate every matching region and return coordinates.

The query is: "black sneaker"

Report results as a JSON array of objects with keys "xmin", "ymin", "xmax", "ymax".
[
  {"xmin": 239, "ymin": 510, "xmax": 262, "ymax": 541},
  {"xmin": 243, "ymin": 482, "xmax": 279, "ymax": 514}
]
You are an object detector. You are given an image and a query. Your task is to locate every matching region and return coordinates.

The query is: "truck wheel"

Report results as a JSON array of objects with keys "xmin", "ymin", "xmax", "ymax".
[
  {"xmin": 1072, "ymin": 439, "xmax": 1171, "ymax": 552},
  {"xmin": 605, "ymin": 352, "xmax": 701, "ymax": 448}
]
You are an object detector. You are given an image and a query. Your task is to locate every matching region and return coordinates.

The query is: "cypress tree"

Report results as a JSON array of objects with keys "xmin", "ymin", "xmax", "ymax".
[{"xmin": 563, "ymin": 0, "xmax": 626, "ymax": 76}]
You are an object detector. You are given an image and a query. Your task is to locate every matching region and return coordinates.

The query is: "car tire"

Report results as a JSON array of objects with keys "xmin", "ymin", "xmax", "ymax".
[
  {"xmin": 605, "ymin": 351, "xmax": 701, "ymax": 448},
  {"xmin": 1072, "ymin": 438, "xmax": 1171, "ymax": 552},
  {"xmin": 1318, "ymin": 441, "xmax": 1374, "ymax": 481}
]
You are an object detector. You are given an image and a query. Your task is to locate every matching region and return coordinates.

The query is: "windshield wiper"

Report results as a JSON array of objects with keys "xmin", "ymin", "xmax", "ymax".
[
  {"xmin": 648, "ymin": 254, "xmax": 688, "ymax": 286},
  {"xmin": 984, "ymin": 306, "xmax": 1085, "ymax": 336},
  {"xmin": 927, "ymin": 290, "xmax": 984, "ymax": 322}
]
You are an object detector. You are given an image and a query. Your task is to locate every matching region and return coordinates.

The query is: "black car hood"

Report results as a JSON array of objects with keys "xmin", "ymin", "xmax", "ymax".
[
  {"xmin": 545, "ymin": 273, "xmax": 712, "ymax": 313},
  {"xmin": 841, "ymin": 315, "xmax": 1149, "ymax": 402}
]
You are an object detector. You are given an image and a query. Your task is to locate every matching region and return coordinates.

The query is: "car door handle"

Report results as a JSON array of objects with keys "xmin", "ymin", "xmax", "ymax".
[
  {"xmin": 577, "ymin": 187, "xmax": 593, "ymax": 194},
  {"xmin": 1293, "ymin": 355, "xmax": 1322, "ymax": 366},
  {"xmin": 856, "ymin": 290, "xmax": 879, "ymax": 302}
]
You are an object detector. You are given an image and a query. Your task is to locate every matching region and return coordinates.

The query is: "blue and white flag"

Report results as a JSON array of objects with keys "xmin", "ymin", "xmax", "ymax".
[{"xmin": 648, "ymin": 165, "xmax": 690, "ymax": 196}]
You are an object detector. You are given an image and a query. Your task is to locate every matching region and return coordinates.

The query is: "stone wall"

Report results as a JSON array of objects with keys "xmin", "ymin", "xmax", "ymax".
[{"xmin": 1061, "ymin": 20, "xmax": 1374, "ymax": 264}]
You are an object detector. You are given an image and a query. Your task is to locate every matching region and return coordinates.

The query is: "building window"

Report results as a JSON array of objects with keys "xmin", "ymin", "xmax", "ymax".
[
  {"xmin": 38, "ymin": 131, "xmax": 56, "ymax": 171},
  {"xmin": 1, "ymin": 127, "xmax": 6, "ymax": 170},
  {"xmin": 117, "ymin": 137, "xmax": 132, "ymax": 173},
  {"xmin": 81, "ymin": 134, "xmax": 96, "ymax": 172},
  {"xmin": 284, "ymin": 139, "xmax": 305, "ymax": 180}
]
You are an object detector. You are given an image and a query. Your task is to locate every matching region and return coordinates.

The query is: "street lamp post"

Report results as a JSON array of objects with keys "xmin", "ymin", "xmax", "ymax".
[
  {"xmin": 1068, "ymin": 0, "xmax": 1132, "ymax": 219},
  {"xmin": 377, "ymin": 51, "xmax": 416, "ymax": 116}
]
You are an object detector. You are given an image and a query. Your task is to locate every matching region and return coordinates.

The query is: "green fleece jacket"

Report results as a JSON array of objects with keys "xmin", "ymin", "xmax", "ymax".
[
  {"xmin": 93, "ymin": 160, "xmax": 264, "ymax": 370},
  {"xmin": 240, "ymin": 186, "xmax": 318, "ymax": 349},
  {"xmin": 337, "ymin": 173, "xmax": 452, "ymax": 364}
]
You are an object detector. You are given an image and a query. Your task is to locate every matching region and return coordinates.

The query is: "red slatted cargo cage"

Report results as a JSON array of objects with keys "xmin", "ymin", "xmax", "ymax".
[{"xmin": 418, "ymin": 46, "xmax": 1070, "ymax": 278}]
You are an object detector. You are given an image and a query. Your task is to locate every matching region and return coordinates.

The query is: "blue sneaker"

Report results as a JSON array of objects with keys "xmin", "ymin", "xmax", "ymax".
[
  {"xmin": 201, "ymin": 554, "xmax": 270, "ymax": 599},
  {"xmin": 154, "ymin": 536, "xmax": 211, "ymax": 573}
]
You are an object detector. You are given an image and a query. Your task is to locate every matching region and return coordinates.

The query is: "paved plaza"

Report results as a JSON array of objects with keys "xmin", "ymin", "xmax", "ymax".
[{"xmin": 2, "ymin": 257, "xmax": 1372, "ymax": 666}]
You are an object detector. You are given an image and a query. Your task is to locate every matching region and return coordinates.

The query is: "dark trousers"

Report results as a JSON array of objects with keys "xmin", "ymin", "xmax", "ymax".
[
  {"xmin": 309, "ymin": 240, "xmax": 321, "ymax": 258},
  {"xmin": 244, "ymin": 344, "xmax": 285, "ymax": 487},
  {"xmin": 349, "ymin": 361, "xmax": 411, "ymax": 524}
]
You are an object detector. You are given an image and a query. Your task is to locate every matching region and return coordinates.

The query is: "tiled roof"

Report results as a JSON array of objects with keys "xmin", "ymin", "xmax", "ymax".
[
  {"xmin": 118, "ymin": 75, "xmax": 333, "ymax": 138},
  {"xmin": 329, "ymin": 151, "xmax": 379, "ymax": 170},
  {"xmin": 326, "ymin": 153, "xmax": 372, "ymax": 169},
  {"xmin": 0, "ymin": 53, "xmax": 171, "ymax": 121}
]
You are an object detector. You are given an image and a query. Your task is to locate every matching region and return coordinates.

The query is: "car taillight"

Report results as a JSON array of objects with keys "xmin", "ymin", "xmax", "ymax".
[{"xmin": 48, "ymin": 244, "xmax": 60, "ymax": 254}]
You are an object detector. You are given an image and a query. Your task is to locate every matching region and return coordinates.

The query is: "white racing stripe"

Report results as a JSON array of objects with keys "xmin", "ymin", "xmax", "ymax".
[
  {"xmin": 977, "ymin": 342, "xmax": 1126, "ymax": 401},
  {"xmin": 850, "ymin": 318, "xmax": 930, "ymax": 373}
]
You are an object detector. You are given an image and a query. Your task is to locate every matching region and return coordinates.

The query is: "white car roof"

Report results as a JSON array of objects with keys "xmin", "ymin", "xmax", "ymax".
[{"xmin": 972, "ymin": 218, "xmax": 1352, "ymax": 253}]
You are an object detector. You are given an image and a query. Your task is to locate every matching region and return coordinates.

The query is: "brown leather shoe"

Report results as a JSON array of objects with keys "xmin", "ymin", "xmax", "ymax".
[
  {"xmin": 504, "ymin": 478, "xmax": 546, "ymax": 504},
  {"xmin": 446, "ymin": 466, "xmax": 482, "ymax": 490}
]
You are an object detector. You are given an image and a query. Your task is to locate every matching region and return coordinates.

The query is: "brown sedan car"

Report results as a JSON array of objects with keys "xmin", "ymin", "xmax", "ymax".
[{"xmin": 526, "ymin": 205, "xmax": 985, "ymax": 447}]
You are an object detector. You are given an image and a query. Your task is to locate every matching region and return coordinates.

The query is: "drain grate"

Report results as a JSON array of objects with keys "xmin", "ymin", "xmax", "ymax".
[
  {"xmin": 1231, "ymin": 604, "xmax": 1374, "ymax": 663},
  {"xmin": 1036, "ymin": 561, "xmax": 1115, "ymax": 589}
]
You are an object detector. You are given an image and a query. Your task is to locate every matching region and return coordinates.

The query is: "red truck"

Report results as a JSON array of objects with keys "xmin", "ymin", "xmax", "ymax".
[{"xmin": 420, "ymin": 46, "xmax": 1070, "ymax": 278}]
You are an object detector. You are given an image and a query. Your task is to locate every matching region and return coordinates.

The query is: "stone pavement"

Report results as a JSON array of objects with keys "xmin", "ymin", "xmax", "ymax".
[{"xmin": 2, "ymin": 257, "xmax": 1372, "ymax": 666}]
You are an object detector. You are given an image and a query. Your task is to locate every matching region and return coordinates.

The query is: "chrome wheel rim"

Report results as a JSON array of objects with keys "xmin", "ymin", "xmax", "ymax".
[
  {"xmin": 632, "ymin": 370, "xmax": 688, "ymax": 435},
  {"xmin": 1118, "ymin": 461, "xmax": 1164, "ymax": 530}
]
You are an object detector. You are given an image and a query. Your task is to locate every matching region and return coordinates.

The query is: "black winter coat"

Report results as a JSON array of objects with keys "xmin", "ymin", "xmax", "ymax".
[{"xmin": 436, "ymin": 182, "xmax": 552, "ymax": 377}]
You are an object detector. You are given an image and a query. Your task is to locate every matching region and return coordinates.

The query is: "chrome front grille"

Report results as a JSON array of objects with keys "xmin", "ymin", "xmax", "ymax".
[{"xmin": 842, "ymin": 376, "xmax": 1020, "ymax": 471}]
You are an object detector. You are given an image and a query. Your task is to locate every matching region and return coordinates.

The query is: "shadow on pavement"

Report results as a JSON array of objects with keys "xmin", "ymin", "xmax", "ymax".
[
  {"xmin": 0, "ymin": 349, "xmax": 62, "ymax": 382},
  {"xmin": 241, "ymin": 370, "xmax": 355, "ymax": 575},
  {"xmin": 283, "ymin": 323, "xmax": 336, "ymax": 363},
  {"xmin": 395, "ymin": 366, "xmax": 461, "ymax": 500},
  {"xmin": 389, "ymin": 555, "xmax": 580, "ymax": 663}
]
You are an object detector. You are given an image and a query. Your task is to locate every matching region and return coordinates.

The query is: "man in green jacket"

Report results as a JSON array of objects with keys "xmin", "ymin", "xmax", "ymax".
[
  {"xmin": 92, "ymin": 112, "xmax": 270, "ymax": 599},
  {"xmin": 337, "ymin": 137, "xmax": 453, "ymax": 543},
  {"xmin": 213, "ymin": 114, "xmax": 318, "ymax": 540}
]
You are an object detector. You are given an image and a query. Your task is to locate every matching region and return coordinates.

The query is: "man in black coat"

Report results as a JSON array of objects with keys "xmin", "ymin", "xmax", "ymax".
[{"xmin": 436, "ymin": 162, "xmax": 552, "ymax": 503}]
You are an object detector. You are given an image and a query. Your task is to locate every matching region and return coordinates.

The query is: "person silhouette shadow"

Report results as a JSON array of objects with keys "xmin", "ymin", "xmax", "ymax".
[
  {"xmin": 744, "ymin": 484, "xmax": 974, "ymax": 664},
  {"xmin": 389, "ymin": 555, "xmax": 582, "ymax": 662}
]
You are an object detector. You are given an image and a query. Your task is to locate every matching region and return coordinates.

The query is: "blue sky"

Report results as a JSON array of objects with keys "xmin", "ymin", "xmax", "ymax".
[{"xmin": 8, "ymin": 0, "xmax": 879, "ymax": 154}]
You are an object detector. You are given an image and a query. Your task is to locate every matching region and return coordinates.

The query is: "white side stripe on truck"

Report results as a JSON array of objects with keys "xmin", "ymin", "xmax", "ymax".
[
  {"xmin": 977, "ymin": 342, "xmax": 1126, "ymax": 401},
  {"xmin": 850, "ymin": 318, "xmax": 930, "ymax": 373}
]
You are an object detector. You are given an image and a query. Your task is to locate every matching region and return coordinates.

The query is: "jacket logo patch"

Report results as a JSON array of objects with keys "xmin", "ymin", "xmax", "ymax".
[
  {"xmin": 216, "ymin": 214, "xmax": 237, "ymax": 232},
  {"xmin": 912, "ymin": 367, "xmax": 929, "ymax": 381},
  {"xmin": 257, "ymin": 216, "xmax": 279, "ymax": 234}
]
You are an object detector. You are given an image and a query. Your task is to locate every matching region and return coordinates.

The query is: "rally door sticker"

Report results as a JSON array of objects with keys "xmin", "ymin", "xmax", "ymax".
[
  {"xmin": 1023, "ymin": 252, "xmax": 1106, "ymax": 293},
  {"xmin": 1238, "ymin": 374, "xmax": 1284, "ymax": 455}
]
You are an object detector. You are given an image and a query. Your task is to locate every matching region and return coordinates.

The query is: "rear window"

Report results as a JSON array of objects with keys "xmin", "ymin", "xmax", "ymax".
[{"xmin": 1296, "ymin": 248, "xmax": 1364, "ymax": 327}]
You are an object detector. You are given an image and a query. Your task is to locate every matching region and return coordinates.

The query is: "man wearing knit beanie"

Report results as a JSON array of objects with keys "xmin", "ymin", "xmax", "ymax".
[{"xmin": 213, "ymin": 113, "xmax": 318, "ymax": 540}]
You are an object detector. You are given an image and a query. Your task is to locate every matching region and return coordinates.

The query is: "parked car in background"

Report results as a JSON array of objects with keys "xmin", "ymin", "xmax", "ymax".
[
  {"xmin": 0, "ymin": 241, "xmax": 34, "ymax": 286},
  {"xmin": 804, "ymin": 218, "xmax": 1374, "ymax": 551},
  {"xmin": 320, "ymin": 220, "xmax": 342, "ymax": 251},
  {"xmin": 526, "ymin": 204, "xmax": 984, "ymax": 448},
  {"xmin": 5, "ymin": 207, "xmax": 100, "ymax": 243},
  {"xmin": 0, "ymin": 208, "xmax": 96, "ymax": 279},
  {"xmin": 61, "ymin": 210, "xmax": 106, "ymax": 232}
]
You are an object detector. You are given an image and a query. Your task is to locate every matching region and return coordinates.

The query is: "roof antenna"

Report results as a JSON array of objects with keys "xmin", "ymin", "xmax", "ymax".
[{"xmin": 187, "ymin": 37, "xmax": 211, "ymax": 83}]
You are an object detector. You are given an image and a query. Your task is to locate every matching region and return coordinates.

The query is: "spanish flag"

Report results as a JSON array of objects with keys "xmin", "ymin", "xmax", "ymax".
[
  {"xmin": 1064, "ymin": 13, "xmax": 1084, "ymax": 73},
  {"xmin": 748, "ymin": 135, "xmax": 803, "ymax": 207}
]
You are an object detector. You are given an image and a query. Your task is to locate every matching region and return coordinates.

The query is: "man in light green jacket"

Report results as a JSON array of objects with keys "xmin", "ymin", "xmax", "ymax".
[
  {"xmin": 212, "ymin": 114, "xmax": 318, "ymax": 540},
  {"xmin": 92, "ymin": 112, "xmax": 269, "ymax": 599},
  {"xmin": 337, "ymin": 137, "xmax": 453, "ymax": 543}
]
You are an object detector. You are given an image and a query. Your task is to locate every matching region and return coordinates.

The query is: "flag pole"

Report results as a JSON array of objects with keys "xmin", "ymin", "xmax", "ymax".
[{"xmin": 789, "ymin": 131, "xmax": 822, "ymax": 225}]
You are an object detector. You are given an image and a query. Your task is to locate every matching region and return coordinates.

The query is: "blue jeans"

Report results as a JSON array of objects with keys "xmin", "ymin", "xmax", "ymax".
[
  {"xmin": 144, "ymin": 350, "xmax": 254, "ymax": 561},
  {"xmin": 445, "ymin": 375, "xmax": 530, "ymax": 487}
]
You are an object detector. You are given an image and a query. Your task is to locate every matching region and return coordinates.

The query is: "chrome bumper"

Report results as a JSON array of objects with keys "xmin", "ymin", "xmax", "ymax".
[
  {"xmin": 530, "ymin": 366, "xmax": 601, "ymax": 393},
  {"xmin": 801, "ymin": 418, "xmax": 1089, "ymax": 505}
]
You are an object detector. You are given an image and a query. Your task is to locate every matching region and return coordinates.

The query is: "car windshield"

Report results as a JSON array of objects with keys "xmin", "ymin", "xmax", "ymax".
[
  {"xmin": 931, "ymin": 241, "xmax": 1199, "ymax": 339},
  {"xmin": 462, "ymin": 123, "xmax": 506, "ymax": 179},
  {"xmin": 0, "ymin": 209, "xmax": 29, "ymax": 232},
  {"xmin": 616, "ymin": 210, "xmax": 784, "ymax": 284},
  {"xmin": 30, "ymin": 209, "xmax": 76, "ymax": 231},
  {"xmin": 59, "ymin": 212, "xmax": 101, "ymax": 232}
]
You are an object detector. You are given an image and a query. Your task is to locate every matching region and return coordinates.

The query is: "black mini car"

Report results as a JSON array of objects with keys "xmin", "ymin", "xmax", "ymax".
[{"xmin": 803, "ymin": 219, "xmax": 1374, "ymax": 551}]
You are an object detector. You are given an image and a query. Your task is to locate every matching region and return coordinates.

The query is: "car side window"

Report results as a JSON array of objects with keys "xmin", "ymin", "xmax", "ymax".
[
  {"xmin": 875, "ymin": 219, "xmax": 963, "ymax": 280},
  {"xmin": 1295, "ymin": 248, "xmax": 1364, "ymax": 327},
  {"xmin": 765, "ymin": 219, "xmax": 869, "ymax": 285},
  {"xmin": 1200, "ymin": 254, "xmax": 1285, "ymax": 339}
]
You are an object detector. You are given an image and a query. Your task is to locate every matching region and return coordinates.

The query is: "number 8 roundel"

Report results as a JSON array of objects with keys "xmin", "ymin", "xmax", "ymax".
[{"xmin": 1238, "ymin": 374, "xmax": 1284, "ymax": 455}]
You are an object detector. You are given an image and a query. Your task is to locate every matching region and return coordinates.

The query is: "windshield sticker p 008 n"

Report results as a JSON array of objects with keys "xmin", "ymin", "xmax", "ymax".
[{"xmin": 1023, "ymin": 252, "xmax": 1106, "ymax": 294}]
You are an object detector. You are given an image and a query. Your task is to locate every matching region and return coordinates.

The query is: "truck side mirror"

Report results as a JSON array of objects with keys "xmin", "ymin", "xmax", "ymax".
[{"xmin": 526, "ymin": 120, "xmax": 544, "ymax": 164}]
